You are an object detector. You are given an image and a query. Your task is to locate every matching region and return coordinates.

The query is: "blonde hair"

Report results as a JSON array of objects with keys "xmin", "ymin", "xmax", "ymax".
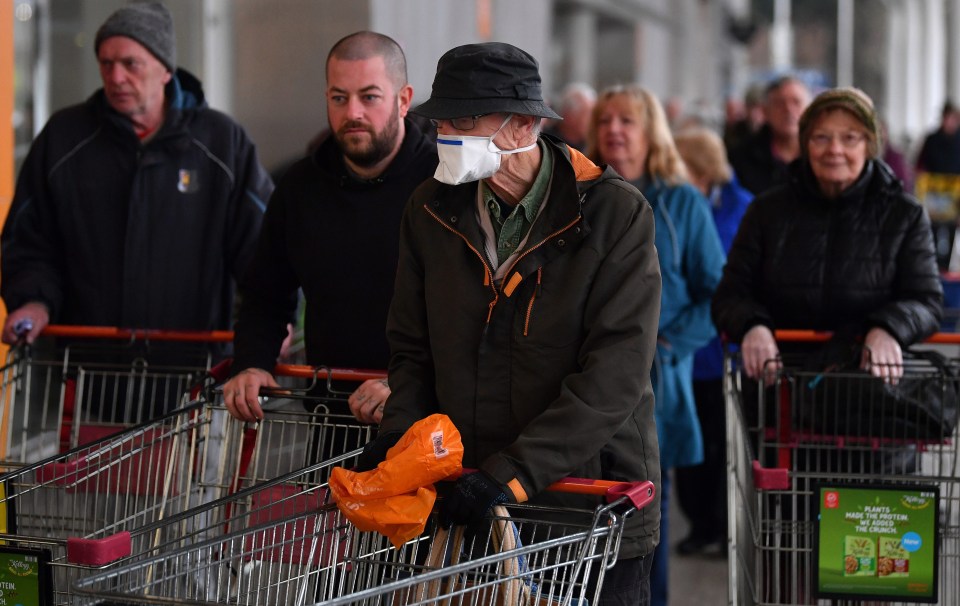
[
  {"xmin": 673, "ymin": 127, "xmax": 732, "ymax": 186},
  {"xmin": 587, "ymin": 84, "xmax": 688, "ymax": 185}
]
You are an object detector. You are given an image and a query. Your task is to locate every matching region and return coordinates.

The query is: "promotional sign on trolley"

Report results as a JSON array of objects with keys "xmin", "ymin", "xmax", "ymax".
[
  {"xmin": 0, "ymin": 545, "xmax": 53, "ymax": 605},
  {"xmin": 815, "ymin": 483, "xmax": 940, "ymax": 603}
]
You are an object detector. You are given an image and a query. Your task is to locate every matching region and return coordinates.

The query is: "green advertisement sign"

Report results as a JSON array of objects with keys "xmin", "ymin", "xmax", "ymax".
[
  {"xmin": 815, "ymin": 483, "xmax": 940, "ymax": 603},
  {"xmin": 0, "ymin": 547, "xmax": 52, "ymax": 606}
]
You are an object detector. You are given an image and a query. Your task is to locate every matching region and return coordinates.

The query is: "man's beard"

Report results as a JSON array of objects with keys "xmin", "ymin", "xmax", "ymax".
[{"xmin": 334, "ymin": 102, "xmax": 401, "ymax": 168}]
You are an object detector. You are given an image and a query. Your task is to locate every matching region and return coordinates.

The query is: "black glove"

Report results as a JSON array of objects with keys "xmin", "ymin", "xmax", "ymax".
[
  {"xmin": 439, "ymin": 471, "xmax": 511, "ymax": 529},
  {"xmin": 354, "ymin": 430, "xmax": 403, "ymax": 472}
]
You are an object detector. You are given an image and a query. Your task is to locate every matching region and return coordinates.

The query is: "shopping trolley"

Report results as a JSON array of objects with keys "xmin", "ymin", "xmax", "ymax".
[
  {"xmin": 0, "ymin": 325, "xmax": 235, "ymax": 465},
  {"xmin": 0, "ymin": 364, "xmax": 380, "ymax": 606},
  {"xmin": 70, "ymin": 459, "xmax": 655, "ymax": 606},
  {"xmin": 726, "ymin": 330, "xmax": 960, "ymax": 605}
]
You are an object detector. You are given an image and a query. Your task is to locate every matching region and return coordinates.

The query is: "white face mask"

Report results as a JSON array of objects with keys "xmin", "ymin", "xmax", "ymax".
[{"xmin": 433, "ymin": 114, "xmax": 538, "ymax": 185}]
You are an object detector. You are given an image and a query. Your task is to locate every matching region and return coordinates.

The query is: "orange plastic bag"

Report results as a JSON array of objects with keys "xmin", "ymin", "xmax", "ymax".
[{"xmin": 329, "ymin": 414, "xmax": 463, "ymax": 547}]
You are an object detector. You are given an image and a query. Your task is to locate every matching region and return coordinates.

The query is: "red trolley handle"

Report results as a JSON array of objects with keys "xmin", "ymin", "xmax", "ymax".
[
  {"xmin": 451, "ymin": 469, "xmax": 656, "ymax": 510},
  {"xmin": 774, "ymin": 329, "xmax": 960, "ymax": 345},
  {"xmin": 204, "ymin": 361, "xmax": 388, "ymax": 385},
  {"xmin": 40, "ymin": 324, "xmax": 234, "ymax": 343},
  {"xmin": 272, "ymin": 364, "xmax": 387, "ymax": 382}
]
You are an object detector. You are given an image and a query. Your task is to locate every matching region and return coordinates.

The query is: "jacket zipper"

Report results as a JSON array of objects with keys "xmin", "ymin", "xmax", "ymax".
[
  {"xmin": 423, "ymin": 204, "xmax": 499, "ymax": 323},
  {"xmin": 425, "ymin": 204, "xmax": 583, "ymax": 332},
  {"xmin": 524, "ymin": 267, "xmax": 542, "ymax": 336},
  {"xmin": 499, "ymin": 215, "xmax": 582, "ymax": 285}
]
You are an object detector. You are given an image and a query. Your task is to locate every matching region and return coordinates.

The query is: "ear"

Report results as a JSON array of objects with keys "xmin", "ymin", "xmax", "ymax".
[
  {"xmin": 510, "ymin": 113, "xmax": 538, "ymax": 143},
  {"xmin": 162, "ymin": 70, "xmax": 173, "ymax": 85},
  {"xmin": 397, "ymin": 84, "xmax": 413, "ymax": 118}
]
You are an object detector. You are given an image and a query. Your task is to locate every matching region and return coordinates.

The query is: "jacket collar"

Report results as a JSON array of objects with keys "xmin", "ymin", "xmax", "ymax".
[
  {"xmin": 791, "ymin": 157, "xmax": 902, "ymax": 204},
  {"xmin": 92, "ymin": 68, "xmax": 206, "ymax": 144},
  {"xmin": 432, "ymin": 135, "xmax": 609, "ymax": 216}
]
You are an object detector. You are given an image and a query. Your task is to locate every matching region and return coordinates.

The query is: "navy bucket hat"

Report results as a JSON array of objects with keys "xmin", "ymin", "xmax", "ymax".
[{"xmin": 413, "ymin": 42, "xmax": 561, "ymax": 121}]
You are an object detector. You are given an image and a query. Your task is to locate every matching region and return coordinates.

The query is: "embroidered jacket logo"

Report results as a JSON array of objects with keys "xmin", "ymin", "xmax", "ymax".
[{"xmin": 178, "ymin": 170, "xmax": 199, "ymax": 193}]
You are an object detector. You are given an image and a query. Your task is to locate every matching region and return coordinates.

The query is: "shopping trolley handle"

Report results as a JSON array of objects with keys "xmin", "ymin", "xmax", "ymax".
[
  {"xmin": 602, "ymin": 480, "xmax": 656, "ymax": 509},
  {"xmin": 66, "ymin": 532, "xmax": 132, "ymax": 566},
  {"xmin": 39, "ymin": 324, "xmax": 235, "ymax": 342},
  {"xmin": 752, "ymin": 460, "xmax": 790, "ymax": 490},
  {"xmin": 455, "ymin": 470, "xmax": 656, "ymax": 510},
  {"xmin": 774, "ymin": 329, "xmax": 960, "ymax": 345}
]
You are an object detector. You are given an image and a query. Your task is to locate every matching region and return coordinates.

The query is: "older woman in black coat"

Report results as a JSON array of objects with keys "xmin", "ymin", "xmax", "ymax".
[{"xmin": 713, "ymin": 87, "xmax": 942, "ymax": 385}]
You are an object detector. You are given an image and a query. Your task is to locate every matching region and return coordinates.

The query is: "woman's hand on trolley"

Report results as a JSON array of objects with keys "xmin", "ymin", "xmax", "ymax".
[
  {"xmin": 222, "ymin": 367, "xmax": 279, "ymax": 421},
  {"xmin": 861, "ymin": 327, "xmax": 903, "ymax": 384},
  {"xmin": 349, "ymin": 378, "xmax": 391, "ymax": 424},
  {"xmin": 1, "ymin": 301, "xmax": 50, "ymax": 345},
  {"xmin": 742, "ymin": 325, "xmax": 781, "ymax": 386}
]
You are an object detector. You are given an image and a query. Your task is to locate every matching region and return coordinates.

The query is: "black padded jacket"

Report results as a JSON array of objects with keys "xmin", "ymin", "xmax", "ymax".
[
  {"xmin": 1, "ymin": 70, "xmax": 272, "ymax": 332},
  {"xmin": 712, "ymin": 159, "xmax": 943, "ymax": 346}
]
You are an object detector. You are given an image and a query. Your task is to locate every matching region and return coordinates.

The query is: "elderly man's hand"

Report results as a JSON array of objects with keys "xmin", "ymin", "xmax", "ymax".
[
  {"xmin": 741, "ymin": 325, "xmax": 781, "ymax": 386},
  {"xmin": 354, "ymin": 430, "xmax": 403, "ymax": 472},
  {"xmin": 861, "ymin": 327, "xmax": 903, "ymax": 384},
  {"xmin": 439, "ymin": 471, "xmax": 512, "ymax": 529},
  {"xmin": 222, "ymin": 368, "xmax": 279, "ymax": 422},
  {"xmin": 348, "ymin": 379, "xmax": 391, "ymax": 424}
]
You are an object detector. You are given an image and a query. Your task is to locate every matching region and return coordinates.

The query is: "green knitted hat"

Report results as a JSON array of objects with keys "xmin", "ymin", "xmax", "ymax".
[{"xmin": 799, "ymin": 87, "xmax": 882, "ymax": 158}]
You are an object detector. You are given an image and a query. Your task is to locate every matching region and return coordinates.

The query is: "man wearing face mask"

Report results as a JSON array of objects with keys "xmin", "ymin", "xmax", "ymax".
[
  {"xmin": 356, "ymin": 42, "xmax": 663, "ymax": 603},
  {"xmin": 222, "ymin": 31, "xmax": 437, "ymax": 423}
]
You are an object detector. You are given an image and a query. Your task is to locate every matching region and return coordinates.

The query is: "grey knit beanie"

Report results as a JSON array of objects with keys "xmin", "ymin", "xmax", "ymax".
[{"xmin": 95, "ymin": 2, "xmax": 176, "ymax": 72}]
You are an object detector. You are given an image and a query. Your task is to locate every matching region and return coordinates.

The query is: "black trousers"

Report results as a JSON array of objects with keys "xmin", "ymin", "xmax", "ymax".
[{"xmin": 674, "ymin": 378, "xmax": 727, "ymax": 541}]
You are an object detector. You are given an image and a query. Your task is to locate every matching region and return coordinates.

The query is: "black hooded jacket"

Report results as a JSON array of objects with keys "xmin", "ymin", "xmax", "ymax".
[
  {"xmin": 728, "ymin": 124, "xmax": 792, "ymax": 196},
  {"xmin": 712, "ymin": 158, "xmax": 943, "ymax": 345},
  {"xmin": 232, "ymin": 118, "xmax": 438, "ymax": 372},
  {"xmin": 1, "ymin": 70, "xmax": 273, "ymax": 331}
]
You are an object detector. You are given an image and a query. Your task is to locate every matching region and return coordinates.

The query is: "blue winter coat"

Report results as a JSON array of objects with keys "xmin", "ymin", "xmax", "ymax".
[
  {"xmin": 636, "ymin": 178, "xmax": 726, "ymax": 468},
  {"xmin": 692, "ymin": 175, "xmax": 753, "ymax": 381}
]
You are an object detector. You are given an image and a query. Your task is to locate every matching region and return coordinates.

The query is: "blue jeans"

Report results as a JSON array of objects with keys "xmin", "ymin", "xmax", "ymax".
[{"xmin": 651, "ymin": 469, "xmax": 669, "ymax": 606}]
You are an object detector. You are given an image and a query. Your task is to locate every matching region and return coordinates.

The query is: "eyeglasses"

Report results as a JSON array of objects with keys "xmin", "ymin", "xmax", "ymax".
[
  {"xmin": 429, "ymin": 115, "xmax": 488, "ymax": 131},
  {"xmin": 809, "ymin": 132, "xmax": 867, "ymax": 149}
]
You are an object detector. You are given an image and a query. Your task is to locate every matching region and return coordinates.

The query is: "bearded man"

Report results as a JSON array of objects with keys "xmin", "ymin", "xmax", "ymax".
[{"xmin": 224, "ymin": 31, "xmax": 437, "ymax": 422}]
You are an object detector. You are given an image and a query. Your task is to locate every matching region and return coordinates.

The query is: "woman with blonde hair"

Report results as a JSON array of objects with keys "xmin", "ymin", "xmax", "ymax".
[
  {"xmin": 672, "ymin": 126, "xmax": 753, "ymax": 557},
  {"xmin": 589, "ymin": 85, "xmax": 726, "ymax": 606}
]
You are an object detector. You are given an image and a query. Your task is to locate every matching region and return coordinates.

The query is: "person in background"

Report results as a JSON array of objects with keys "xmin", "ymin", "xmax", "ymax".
[
  {"xmin": 915, "ymin": 100, "xmax": 960, "ymax": 175},
  {"xmin": 914, "ymin": 101, "xmax": 960, "ymax": 272},
  {"xmin": 359, "ymin": 42, "xmax": 663, "ymax": 604},
  {"xmin": 728, "ymin": 76, "xmax": 811, "ymax": 196},
  {"xmin": 1, "ymin": 2, "xmax": 271, "ymax": 346},
  {"xmin": 714, "ymin": 86, "xmax": 941, "ymax": 398},
  {"xmin": 544, "ymin": 82, "xmax": 596, "ymax": 151},
  {"xmin": 881, "ymin": 119, "xmax": 913, "ymax": 191},
  {"xmin": 722, "ymin": 96, "xmax": 745, "ymax": 135},
  {"xmin": 671, "ymin": 126, "xmax": 753, "ymax": 557},
  {"xmin": 664, "ymin": 96, "xmax": 685, "ymax": 130},
  {"xmin": 723, "ymin": 82, "xmax": 765, "ymax": 151},
  {"xmin": 222, "ymin": 31, "xmax": 437, "ymax": 423},
  {"xmin": 588, "ymin": 84, "xmax": 726, "ymax": 606},
  {"xmin": 712, "ymin": 87, "xmax": 942, "ymax": 603}
]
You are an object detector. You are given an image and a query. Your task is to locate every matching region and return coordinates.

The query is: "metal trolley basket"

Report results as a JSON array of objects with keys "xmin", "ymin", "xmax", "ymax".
[
  {"xmin": 70, "ymin": 458, "xmax": 655, "ymax": 606},
  {"xmin": 0, "ymin": 325, "xmax": 235, "ymax": 465},
  {"xmin": 0, "ymin": 364, "xmax": 379, "ymax": 606},
  {"xmin": 726, "ymin": 331, "xmax": 960, "ymax": 605}
]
